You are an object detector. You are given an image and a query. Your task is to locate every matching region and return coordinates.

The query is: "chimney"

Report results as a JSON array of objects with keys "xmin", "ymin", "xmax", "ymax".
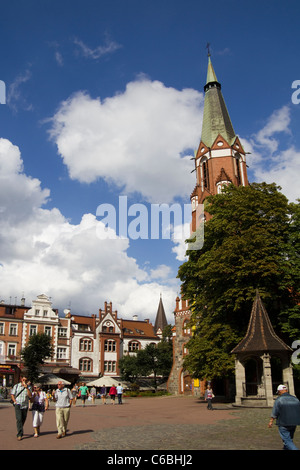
[{"xmin": 133, "ymin": 315, "xmax": 138, "ymax": 321}]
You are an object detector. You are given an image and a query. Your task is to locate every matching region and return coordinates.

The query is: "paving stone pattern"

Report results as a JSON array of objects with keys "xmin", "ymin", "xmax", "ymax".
[{"xmin": 1, "ymin": 396, "xmax": 299, "ymax": 450}]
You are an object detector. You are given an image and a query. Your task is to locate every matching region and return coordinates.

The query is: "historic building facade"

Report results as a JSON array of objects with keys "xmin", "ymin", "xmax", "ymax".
[
  {"xmin": 0, "ymin": 294, "xmax": 73, "ymax": 387},
  {"xmin": 168, "ymin": 54, "xmax": 249, "ymax": 396},
  {"xmin": 70, "ymin": 300, "xmax": 162, "ymax": 381},
  {"xmin": 0, "ymin": 294, "xmax": 166, "ymax": 387}
]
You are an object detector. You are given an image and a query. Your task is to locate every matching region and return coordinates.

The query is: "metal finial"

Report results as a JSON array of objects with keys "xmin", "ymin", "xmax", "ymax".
[{"xmin": 206, "ymin": 42, "xmax": 211, "ymax": 57}]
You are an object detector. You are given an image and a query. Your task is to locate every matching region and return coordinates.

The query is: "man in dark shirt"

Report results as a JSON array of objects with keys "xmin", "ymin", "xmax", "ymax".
[{"xmin": 268, "ymin": 384, "xmax": 300, "ymax": 450}]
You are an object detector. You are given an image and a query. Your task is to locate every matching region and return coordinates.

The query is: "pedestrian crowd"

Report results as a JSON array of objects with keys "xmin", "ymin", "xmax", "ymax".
[
  {"xmin": 10, "ymin": 375, "xmax": 124, "ymax": 440},
  {"xmin": 9, "ymin": 377, "xmax": 300, "ymax": 449}
]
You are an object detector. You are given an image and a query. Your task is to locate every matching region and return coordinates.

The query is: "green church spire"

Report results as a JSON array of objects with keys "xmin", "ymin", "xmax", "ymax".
[
  {"xmin": 206, "ymin": 56, "xmax": 218, "ymax": 84},
  {"xmin": 200, "ymin": 55, "xmax": 236, "ymax": 148}
]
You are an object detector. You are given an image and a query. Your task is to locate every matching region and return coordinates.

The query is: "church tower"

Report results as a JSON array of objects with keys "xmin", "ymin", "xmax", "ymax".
[
  {"xmin": 168, "ymin": 52, "xmax": 249, "ymax": 396},
  {"xmin": 154, "ymin": 295, "xmax": 168, "ymax": 337},
  {"xmin": 191, "ymin": 53, "xmax": 248, "ymax": 230}
]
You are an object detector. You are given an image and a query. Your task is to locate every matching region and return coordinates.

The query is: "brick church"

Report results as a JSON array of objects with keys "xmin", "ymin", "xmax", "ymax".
[{"xmin": 168, "ymin": 52, "xmax": 249, "ymax": 396}]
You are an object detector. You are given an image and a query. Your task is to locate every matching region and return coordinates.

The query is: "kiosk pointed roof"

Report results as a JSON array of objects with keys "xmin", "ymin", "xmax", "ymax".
[{"xmin": 231, "ymin": 291, "xmax": 291, "ymax": 354}]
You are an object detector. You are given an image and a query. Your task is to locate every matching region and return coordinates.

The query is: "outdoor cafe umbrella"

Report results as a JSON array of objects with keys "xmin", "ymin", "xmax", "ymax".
[
  {"xmin": 37, "ymin": 373, "xmax": 71, "ymax": 385},
  {"xmin": 86, "ymin": 377, "xmax": 128, "ymax": 388}
]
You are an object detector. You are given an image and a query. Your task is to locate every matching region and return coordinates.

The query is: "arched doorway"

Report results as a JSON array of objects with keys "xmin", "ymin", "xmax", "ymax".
[
  {"xmin": 244, "ymin": 357, "xmax": 263, "ymax": 396},
  {"xmin": 180, "ymin": 370, "xmax": 192, "ymax": 395}
]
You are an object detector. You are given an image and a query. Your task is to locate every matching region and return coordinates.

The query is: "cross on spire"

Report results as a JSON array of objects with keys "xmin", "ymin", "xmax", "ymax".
[{"xmin": 206, "ymin": 42, "xmax": 211, "ymax": 57}]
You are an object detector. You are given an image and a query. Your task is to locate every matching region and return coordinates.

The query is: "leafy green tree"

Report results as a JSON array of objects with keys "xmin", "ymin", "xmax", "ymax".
[
  {"xmin": 119, "ymin": 340, "xmax": 173, "ymax": 387},
  {"xmin": 21, "ymin": 333, "xmax": 54, "ymax": 383},
  {"xmin": 119, "ymin": 354, "xmax": 140, "ymax": 382},
  {"xmin": 136, "ymin": 343, "xmax": 171, "ymax": 388},
  {"xmin": 178, "ymin": 183, "xmax": 300, "ymax": 380}
]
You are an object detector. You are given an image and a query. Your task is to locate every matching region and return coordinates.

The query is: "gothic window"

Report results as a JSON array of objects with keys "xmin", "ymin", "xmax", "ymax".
[
  {"xmin": 216, "ymin": 181, "xmax": 231, "ymax": 194},
  {"xmin": 201, "ymin": 157, "xmax": 210, "ymax": 189},
  {"xmin": 235, "ymin": 155, "xmax": 242, "ymax": 186},
  {"xmin": 103, "ymin": 321, "xmax": 114, "ymax": 333}
]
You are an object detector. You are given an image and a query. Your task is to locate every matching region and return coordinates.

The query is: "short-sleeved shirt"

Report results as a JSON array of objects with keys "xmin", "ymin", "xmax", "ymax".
[
  {"xmin": 54, "ymin": 387, "xmax": 72, "ymax": 408},
  {"xmin": 271, "ymin": 393, "xmax": 300, "ymax": 426},
  {"xmin": 11, "ymin": 383, "xmax": 30, "ymax": 409},
  {"xmin": 79, "ymin": 385, "xmax": 89, "ymax": 396}
]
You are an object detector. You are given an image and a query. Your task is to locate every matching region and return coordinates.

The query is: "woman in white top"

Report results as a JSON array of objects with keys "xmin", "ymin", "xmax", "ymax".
[{"xmin": 31, "ymin": 385, "xmax": 49, "ymax": 437}]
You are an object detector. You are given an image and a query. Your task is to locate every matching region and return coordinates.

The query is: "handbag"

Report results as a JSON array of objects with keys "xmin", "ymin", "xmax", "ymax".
[{"xmin": 10, "ymin": 385, "xmax": 25, "ymax": 406}]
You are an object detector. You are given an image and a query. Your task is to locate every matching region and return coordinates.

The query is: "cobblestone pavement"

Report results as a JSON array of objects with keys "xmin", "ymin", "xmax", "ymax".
[{"xmin": 1, "ymin": 396, "xmax": 299, "ymax": 451}]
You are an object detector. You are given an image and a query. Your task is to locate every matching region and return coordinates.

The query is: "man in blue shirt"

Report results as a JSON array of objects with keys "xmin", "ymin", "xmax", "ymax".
[{"xmin": 268, "ymin": 384, "xmax": 300, "ymax": 450}]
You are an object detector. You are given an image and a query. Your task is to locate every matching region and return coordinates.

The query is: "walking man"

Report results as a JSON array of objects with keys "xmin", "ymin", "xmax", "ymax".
[
  {"xmin": 52, "ymin": 380, "xmax": 73, "ymax": 439},
  {"xmin": 117, "ymin": 383, "xmax": 123, "ymax": 404},
  {"xmin": 11, "ymin": 375, "xmax": 32, "ymax": 440},
  {"xmin": 268, "ymin": 384, "xmax": 300, "ymax": 450}
]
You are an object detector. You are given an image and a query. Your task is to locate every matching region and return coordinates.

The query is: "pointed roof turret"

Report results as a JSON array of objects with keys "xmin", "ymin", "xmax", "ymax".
[
  {"xmin": 231, "ymin": 291, "xmax": 291, "ymax": 354},
  {"xmin": 154, "ymin": 294, "xmax": 168, "ymax": 335},
  {"xmin": 201, "ymin": 55, "xmax": 237, "ymax": 148},
  {"xmin": 206, "ymin": 56, "xmax": 218, "ymax": 85}
]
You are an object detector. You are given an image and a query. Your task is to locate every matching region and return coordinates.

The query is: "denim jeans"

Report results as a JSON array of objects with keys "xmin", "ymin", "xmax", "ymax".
[{"xmin": 278, "ymin": 426, "xmax": 298, "ymax": 450}]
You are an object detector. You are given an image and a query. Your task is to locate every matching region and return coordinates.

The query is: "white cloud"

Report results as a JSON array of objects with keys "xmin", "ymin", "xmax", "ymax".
[
  {"xmin": 171, "ymin": 222, "xmax": 190, "ymax": 262},
  {"xmin": 255, "ymin": 105, "xmax": 291, "ymax": 154},
  {"xmin": 0, "ymin": 138, "xmax": 177, "ymax": 322},
  {"xmin": 7, "ymin": 70, "xmax": 33, "ymax": 112},
  {"xmin": 73, "ymin": 36, "xmax": 122, "ymax": 59},
  {"xmin": 55, "ymin": 51, "xmax": 64, "ymax": 67},
  {"xmin": 49, "ymin": 78, "xmax": 203, "ymax": 203},
  {"xmin": 150, "ymin": 264, "xmax": 172, "ymax": 280},
  {"xmin": 241, "ymin": 105, "xmax": 299, "ymax": 202}
]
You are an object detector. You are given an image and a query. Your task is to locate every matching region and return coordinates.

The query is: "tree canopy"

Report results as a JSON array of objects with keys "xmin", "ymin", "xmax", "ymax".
[
  {"xmin": 119, "ymin": 327, "xmax": 173, "ymax": 387},
  {"xmin": 178, "ymin": 182, "xmax": 300, "ymax": 380},
  {"xmin": 21, "ymin": 333, "xmax": 54, "ymax": 383}
]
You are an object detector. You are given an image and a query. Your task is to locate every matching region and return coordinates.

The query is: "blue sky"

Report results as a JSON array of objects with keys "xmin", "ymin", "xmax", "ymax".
[{"xmin": 0, "ymin": 0, "xmax": 299, "ymax": 322}]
